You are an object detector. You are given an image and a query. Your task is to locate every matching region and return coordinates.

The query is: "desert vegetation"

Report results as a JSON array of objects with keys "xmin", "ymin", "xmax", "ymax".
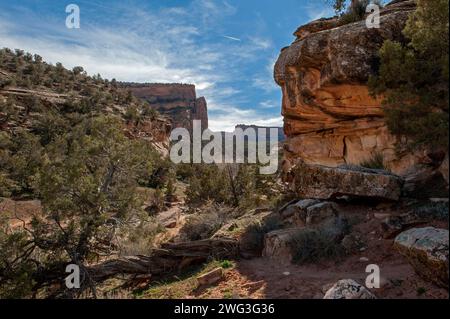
[{"xmin": 0, "ymin": 0, "xmax": 448, "ymax": 300}]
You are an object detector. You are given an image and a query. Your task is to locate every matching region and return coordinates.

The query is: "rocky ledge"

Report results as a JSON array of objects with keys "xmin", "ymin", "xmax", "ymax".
[{"xmin": 274, "ymin": 0, "xmax": 448, "ymax": 189}]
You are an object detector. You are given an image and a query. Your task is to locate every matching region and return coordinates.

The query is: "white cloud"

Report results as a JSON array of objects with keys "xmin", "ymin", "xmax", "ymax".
[
  {"xmin": 0, "ymin": 0, "xmax": 280, "ymax": 132},
  {"xmin": 252, "ymin": 58, "xmax": 278, "ymax": 93},
  {"xmin": 259, "ymin": 100, "xmax": 279, "ymax": 109},
  {"xmin": 250, "ymin": 37, "xmax": 273, "ymax": 50},
  {"xmin": 209, "ymin": 110, "xmax": 283, "ymax": 132},
  {"xmin": 304, "ymin": 1, "xmax": 335, "ymax": 21}
]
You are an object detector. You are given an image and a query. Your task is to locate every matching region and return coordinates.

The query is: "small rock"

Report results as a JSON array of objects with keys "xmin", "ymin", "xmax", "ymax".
[
  {"xmin": 197, "ymin": 268, "xmax": 224, "ymax": 287},
  {"xmin": 394, "ymin": 227, "xmax": 449, "ymax": 289},
  {"xmin": 359, "ymin": 257, "xmax": 369, "ymax": 262},
  {"xmin": 323, "ymin": 279, "xmax": 376, "ymax": 299},
  {"xmin": 283, "ymin": 271, "xmax": 291, "ymax": 276},
  {"xmin": 163, "ymin": 220, "xmax": 177, "ymax": 229},
  {"xmin": 374, "ymin": 213, "xmax": 391, "ymax": 220}
]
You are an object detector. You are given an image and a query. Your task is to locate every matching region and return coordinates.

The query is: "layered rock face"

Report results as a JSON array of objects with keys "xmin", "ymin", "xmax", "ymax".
[
  {"xmin": 123, "ymin": 83, "xmax": 209, "ymax": 132},
  {"xmin": 274, "ymin": 1, "xmax": 420, "ymax": 176},
  {"xmin": 290, "ymin": 163, "xmax": 403, "ymax": 201}
]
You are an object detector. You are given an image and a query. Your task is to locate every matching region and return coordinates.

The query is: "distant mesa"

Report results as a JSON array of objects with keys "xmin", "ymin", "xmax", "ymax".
[{"xmin": 121, "ymin": 82, "xmax": 208, "ymax": 132}]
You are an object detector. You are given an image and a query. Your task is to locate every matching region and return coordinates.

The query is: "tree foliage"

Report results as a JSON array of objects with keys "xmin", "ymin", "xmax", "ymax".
[
  {"xmin": 0, "ymin": 48, "xmax": 168, "ymax": 298},
  {"xmin": 369, "ymin": 0, "xmax": 449, "ymax": 150}
]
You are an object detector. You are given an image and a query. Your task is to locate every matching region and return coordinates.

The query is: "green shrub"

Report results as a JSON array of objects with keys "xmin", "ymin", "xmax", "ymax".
[
  {"xmin": 338, "ymin": 0, "xmax": 383, "ymax": 25},
  {"xmin": 369, "ymin": 0, "xmax": 449, "ymax": 150},
  {"xmin": 180, "ymin": 206, "xmax": 228, "ymax": 241},
  {"xmin": 413, "ymin": 201, "xmax": 449, "ymax": 221},
  {"xmin": 241, "ymin": 214, "xmax": 284, "ymax": 254},
  {"xmin": 289, "ymin": 218, "xmax": 350, "ymax": 265},
  {"xmin": 220, "ymin": 260, "xmax": 234, "ymax": 269}
]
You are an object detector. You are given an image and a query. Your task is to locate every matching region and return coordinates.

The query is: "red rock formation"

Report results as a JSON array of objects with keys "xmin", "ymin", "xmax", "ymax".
[
  {"xmin": 275, "ymin": 1, "xmax": 420, "ymax": 176},
  {"xmin": 123, "ymin": 83, "xmax": 209, "ymax": 132},
  {"xmin": 193, "ymin": 97, "xmax": 209, "ymax": 132}
]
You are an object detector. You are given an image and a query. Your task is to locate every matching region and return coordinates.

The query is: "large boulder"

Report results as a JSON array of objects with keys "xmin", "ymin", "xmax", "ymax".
[
  {"xmin": 323, "ymin": 279, "xmax": 376, "ymax": 299},
  {"xmin": 394, "ymin": 227, "xmax": 449, "ymax": 288},
  {"xmin": 262, "ymin": 228, "xmax": 301, "ymax": 263},
  {"xmin": 290, "ymin": 162, "xmax": 403, "ymax": 201},
  {"xmin": 263, "ymin": 217, "xmax": 348, "ymax": 264},
  {"xmin": 306, "ymin": 202, "xmax": 338, "ymax": 226}
]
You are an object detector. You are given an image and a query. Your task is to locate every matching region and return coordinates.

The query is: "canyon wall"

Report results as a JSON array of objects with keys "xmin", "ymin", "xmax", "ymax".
[
  {"xmin": 275, "ymin": 0, "xmax": 421, "ymax": 176},
  {"xmin": 123, "ymin": 83, "xmax": 209, "ymax": 132}
]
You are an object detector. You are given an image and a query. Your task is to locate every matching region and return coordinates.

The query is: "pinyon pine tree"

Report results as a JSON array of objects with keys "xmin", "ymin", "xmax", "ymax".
[{"xmin": 369, "ymin": 0, "xmax": 449, "ymax": 150}]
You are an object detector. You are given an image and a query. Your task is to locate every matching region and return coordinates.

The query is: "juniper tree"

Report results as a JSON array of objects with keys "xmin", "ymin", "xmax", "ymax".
[{"xmin": 369, "ymin": 0, "xmax": 449, "ymax": 150}]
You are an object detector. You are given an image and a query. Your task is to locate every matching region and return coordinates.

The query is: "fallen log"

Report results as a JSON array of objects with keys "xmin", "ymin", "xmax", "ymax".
[{"xmin": 88, "ymin": 238, "xmax": 238, "ymax": 282}]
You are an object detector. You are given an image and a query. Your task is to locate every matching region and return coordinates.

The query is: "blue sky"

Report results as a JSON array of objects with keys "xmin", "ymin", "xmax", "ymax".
[{"xmin": 0, "ymin": 0, "xmax": 335, "ymax": 131}]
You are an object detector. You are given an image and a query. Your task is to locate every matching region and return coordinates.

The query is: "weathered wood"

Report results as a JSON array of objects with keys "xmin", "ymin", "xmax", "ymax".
[{"xmin": 88, "ymin": 238, "xmax": 238, "ymax": 282}]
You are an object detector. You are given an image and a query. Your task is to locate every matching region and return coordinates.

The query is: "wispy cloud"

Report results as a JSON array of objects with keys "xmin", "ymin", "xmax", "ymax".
[
  {"xmin": 0, "ymin": 0, "xmax": 282, "ymax": 132},
  {"xmin": 304, "ymin": 1, "xmax": 335, "ymax": 21},
  {"xmin": 252, "ymin": 58, "xmax": 278, "ymax": 93},
  {"xmin": 259, "ymin": 100, "xmax": 279, "ymax": 109}
]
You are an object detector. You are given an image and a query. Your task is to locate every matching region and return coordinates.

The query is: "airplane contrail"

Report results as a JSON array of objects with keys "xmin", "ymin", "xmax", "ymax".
[{"xmin": 223, "ymin": 35, "xmax": 241, "ymax": 42}]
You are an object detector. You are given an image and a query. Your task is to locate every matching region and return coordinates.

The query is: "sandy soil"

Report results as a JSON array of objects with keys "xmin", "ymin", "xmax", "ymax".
[{"xmin": 192, "ymin": 205, "xmax": 449, "ymax": 300}]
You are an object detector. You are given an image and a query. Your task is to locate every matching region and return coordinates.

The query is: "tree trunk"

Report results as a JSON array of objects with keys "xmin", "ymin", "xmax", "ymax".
[{"xmin": 87, "ymin": 238, "xmax": 238, "ymax": 282}]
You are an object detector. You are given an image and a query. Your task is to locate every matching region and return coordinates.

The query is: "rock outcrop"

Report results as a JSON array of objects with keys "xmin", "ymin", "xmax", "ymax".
[
  {"xmin": 274, "ymin": 0, "xmax": 447, "ymax": 187},
  {"xmin": 323, "ymin": 279, "xmax": 376, "ymax": 299},
  {"xmin": 263, "ymin": 217, "xmax": 348, "ymax": 263},
  {"xmin": 289, "ymin": 162, "xmax": 403, "ymax": 201},
  {"xmin": 123, "ymin": 83, "xmax": 209, "ymax": 132},
  {"xmin": 395, "ymin": 227, "xmax": 449, "ymax": 289},
  {"xmin": 278, "ymin": 199, "xmax": 338, "ymax": 227}
]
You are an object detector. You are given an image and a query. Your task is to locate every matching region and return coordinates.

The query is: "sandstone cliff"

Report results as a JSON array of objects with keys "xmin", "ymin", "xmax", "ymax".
[
  {"xmin": 274, "ymin": 1, "xmax": 425, "ymax": 177},
  {"xmin": 123, "ymin": 83, "xmax": 209, "ymax": 132}
]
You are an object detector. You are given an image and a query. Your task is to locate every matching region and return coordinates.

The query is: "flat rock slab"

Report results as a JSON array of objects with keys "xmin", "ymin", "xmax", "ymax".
[
  {"xmin": 291, "ymin": 163, "xmax": 403, "ymax": 201},
  {"xmin": 323, "ymin": 279, "xmax": 376, "ymax": 299},
  {"xmin": 395, "ymin": 227, "xmax": 449, "ymax": 288}
]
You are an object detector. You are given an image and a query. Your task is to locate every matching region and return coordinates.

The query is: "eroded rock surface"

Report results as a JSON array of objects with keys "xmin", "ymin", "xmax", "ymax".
[
  {"xmin": 274, "ymin": 0, "xmax": 436, "ymax": 177},
  {"xmin": 289, "ymin": 162, "xmax": 403, "ymax": 201},
  {"xmin": 395, "ymin": 227, "xmax": 449, "ymax": 288},
  {"xmin": 323, "ymin": 279, "xmax": 376, "ymax": 299},
  {"xmin": 123, "ymin": 83, "xmax": 208, "ymax": 132}
]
